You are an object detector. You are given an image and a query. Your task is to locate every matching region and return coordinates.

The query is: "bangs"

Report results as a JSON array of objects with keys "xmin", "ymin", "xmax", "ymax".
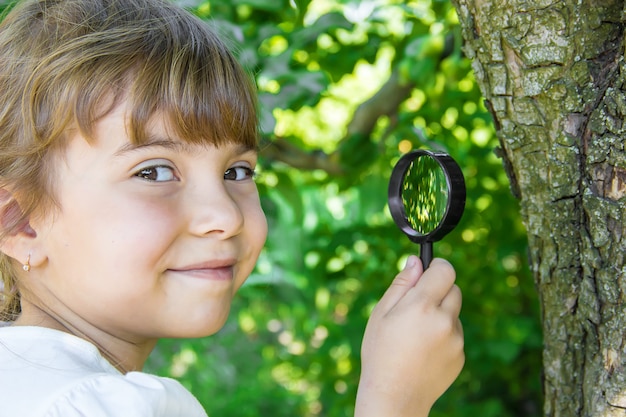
[
  {"xmin": 124, "ymin": 24, "xmax": 259, "ymax": 149},
  {"xmin": 62, "ymin": 5, "xmax": 260, "ymax": 149}
]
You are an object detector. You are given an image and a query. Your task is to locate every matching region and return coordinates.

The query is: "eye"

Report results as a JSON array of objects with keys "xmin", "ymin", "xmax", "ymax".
[
  {"xmin": 224, "ymin": 166, "xmax": 256, "ymax": 181},
  {"xmin": 134, "ymin": 165, "xmax": 179, "ymax": 182}
]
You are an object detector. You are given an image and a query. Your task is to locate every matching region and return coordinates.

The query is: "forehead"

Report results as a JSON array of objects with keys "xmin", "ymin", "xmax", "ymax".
[
  {"xmin": 85, "ymin": 101, "xmax": 257, "ymax": 155},
  {"xmin": 75, "ymin": 86, "xmax": 258, "ymax": 154},
  {"xmin": 122, "ymin": 116, "xmax": 259, "ymax": 157},
  {"xmin": 123, "ymin": 82, "xmax": 259, "ymax": 151}
]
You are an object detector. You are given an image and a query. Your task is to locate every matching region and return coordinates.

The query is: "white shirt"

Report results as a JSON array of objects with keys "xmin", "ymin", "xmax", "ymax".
[{"xmin": 0, "ymin": 326, "xmax": 208, "ymax": 417}]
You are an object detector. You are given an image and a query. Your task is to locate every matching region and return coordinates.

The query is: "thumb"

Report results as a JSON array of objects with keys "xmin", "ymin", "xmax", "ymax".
[{"xmin": 375, "ymin": 255, "xmax": 424, "ymax": 314}]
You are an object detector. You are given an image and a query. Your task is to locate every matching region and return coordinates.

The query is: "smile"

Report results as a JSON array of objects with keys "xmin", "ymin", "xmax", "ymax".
[{"xmin": 168, "ymin": 261, "xmax": 235, "ymax": 281}]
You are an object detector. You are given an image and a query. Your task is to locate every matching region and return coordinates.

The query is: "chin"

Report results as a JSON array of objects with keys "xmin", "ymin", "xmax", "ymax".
[{"xmin": 172, "ymin": 311, "xmax": 231, "ymax": 338}]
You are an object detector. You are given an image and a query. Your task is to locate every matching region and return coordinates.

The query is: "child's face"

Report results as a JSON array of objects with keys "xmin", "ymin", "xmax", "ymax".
[{"xmin": 26, "ymin": 102, "xmax": 268, "ymax": 341}]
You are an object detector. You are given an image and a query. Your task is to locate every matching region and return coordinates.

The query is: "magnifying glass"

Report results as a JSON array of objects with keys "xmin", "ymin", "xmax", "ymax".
[{"xmin": 388, "ymin": 149, "xmax": 466, "ymax": 269}]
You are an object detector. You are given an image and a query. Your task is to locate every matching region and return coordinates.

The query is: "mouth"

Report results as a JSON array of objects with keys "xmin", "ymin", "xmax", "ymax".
[{"xmin": 168, "ymin": 260, "xmax": 236, "ymax": 281}]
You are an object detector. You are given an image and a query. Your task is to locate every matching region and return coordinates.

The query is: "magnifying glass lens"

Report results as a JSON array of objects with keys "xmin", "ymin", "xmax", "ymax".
[{"xmin": 402, "ymin": 156, "xmax": 449, "ymax": 234}]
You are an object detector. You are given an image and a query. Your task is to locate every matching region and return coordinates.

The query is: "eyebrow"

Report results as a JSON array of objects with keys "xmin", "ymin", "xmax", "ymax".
[{"xmin": 114, "ymin": 136, "xmax": 257, "ymax": 157}]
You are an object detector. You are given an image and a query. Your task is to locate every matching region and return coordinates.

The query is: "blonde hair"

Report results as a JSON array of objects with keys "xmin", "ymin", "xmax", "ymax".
[{"xmin": 0, "ymin": 0, "xmax": 259, "ymax": 321}]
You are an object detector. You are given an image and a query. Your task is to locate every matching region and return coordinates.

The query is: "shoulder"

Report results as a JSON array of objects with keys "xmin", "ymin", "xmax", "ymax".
[{"xmin": 40, "ymin": 372, "xmax": 208, "ymax": 417}]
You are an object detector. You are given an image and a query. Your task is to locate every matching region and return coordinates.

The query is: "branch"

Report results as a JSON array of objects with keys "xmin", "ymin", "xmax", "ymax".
[
  {"xmin": 346, "ymin": 68, "xmax": 414, "ymax": 138},
  {"xmin": 259, "ymin": 137, "xmax": 343, "ymax": 175},
  {"xmin": 260, "ymin": 33, "xmax": 455, "ymax": 174},
  {"xmin": 260, "ymin": 69, "xmax": 414, "ymax": 174}
]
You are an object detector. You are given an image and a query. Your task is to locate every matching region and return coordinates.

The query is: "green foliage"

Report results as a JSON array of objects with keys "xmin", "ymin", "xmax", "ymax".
[{"xmin": 138, "ymin": 0, "xmax": 543, "ymax": 416}]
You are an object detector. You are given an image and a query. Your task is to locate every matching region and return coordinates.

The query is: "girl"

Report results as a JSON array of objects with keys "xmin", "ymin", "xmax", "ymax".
[{"xmin": 0, "ymin": 0, "xmax": 465, "ymax": 416}]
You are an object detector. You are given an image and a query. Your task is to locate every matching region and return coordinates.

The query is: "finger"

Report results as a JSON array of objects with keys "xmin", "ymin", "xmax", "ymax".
[
  {"xmin": 453, "ymin": 318, "xmax": 465, "ymax": 358},
  {"xmin": 374, "ymin": 255, "xmax": 424, "ymax": 314},
  {"xmin": 414, "ymin": 258, "xmax": 456, "ymax": 304},
  {"xmin": 440, "ymin": 284, "xmax": 462, "ymax": 316}
]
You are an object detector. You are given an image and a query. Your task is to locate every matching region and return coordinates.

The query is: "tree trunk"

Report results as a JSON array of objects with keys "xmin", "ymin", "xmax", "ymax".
[{"xmin": 450, "ymin": 0, "xmax": 626, "ymax": 415}]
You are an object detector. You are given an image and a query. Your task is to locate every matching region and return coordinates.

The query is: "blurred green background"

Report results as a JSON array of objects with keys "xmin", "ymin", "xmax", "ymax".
[
  {"xmin": 148, "ymin": 1, "xmax": 543, "ymax": 415},
  {"xmin": 0, "ymin": 0, "xmax": 543, "ymax": 415}
]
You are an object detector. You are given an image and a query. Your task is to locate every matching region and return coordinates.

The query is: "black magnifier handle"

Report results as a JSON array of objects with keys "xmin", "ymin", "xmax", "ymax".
[{"xmin": 420, "ymin": 242, "xmax": 433, "ymax": 269}]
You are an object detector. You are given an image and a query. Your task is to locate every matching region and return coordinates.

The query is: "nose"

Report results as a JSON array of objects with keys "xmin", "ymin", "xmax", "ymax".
[{"xmin": 187, "ymin": 183, "xmax": 244, "ymax": 238}]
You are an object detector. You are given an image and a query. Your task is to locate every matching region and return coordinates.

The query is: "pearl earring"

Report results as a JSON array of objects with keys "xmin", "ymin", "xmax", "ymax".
[{"xmin": 23, "ymin": 254, "xmax": 30, "ymax": 272}]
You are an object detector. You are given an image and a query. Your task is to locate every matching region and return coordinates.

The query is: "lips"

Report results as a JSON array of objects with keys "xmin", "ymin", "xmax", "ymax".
[{"xmin": 168, "ymin": 260, "xmax": 236, "ymax": 281}]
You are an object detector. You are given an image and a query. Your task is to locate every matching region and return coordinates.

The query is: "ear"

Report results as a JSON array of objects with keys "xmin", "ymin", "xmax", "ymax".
[{"xmin": 0, "ymin": 189, "xmax": 38, "ymax": 267}]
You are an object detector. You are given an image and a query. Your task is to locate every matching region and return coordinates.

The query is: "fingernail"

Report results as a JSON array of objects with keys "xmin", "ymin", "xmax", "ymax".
[{"xmin": 405, "ymin": 256, "xmax": 417, "ymax": 269}]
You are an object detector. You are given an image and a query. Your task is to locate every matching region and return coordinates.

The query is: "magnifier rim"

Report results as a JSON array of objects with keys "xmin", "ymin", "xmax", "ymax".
[{"xmin": 388, "ymin": 149, "xmax": 466, "ymax": 244}]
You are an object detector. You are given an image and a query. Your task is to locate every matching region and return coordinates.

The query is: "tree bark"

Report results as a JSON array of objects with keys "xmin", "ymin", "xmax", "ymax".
[{"xmin": 450, "ymin": 0, "xmax": 626, "ymax": 415}]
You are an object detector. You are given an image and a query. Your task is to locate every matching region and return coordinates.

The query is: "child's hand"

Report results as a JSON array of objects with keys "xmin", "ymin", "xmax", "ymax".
[{"xmin": 355, "ymin": 256, "xmax": 465, "ymax": 417}]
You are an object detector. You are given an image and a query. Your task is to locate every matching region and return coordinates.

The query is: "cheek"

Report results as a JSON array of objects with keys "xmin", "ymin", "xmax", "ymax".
[
  {"xmin": 234, "ymin": 196, "xmax": 266, "ymax": 285},
  {"xmin": 242, "ymin": 195, "xmax": 268, "ymax": 248},
  {"xmin": 104, "ymin": 203, "xmax": 179, "ymax": 253},
  {"xmin": 59, "ymin": 194, "xmax": 179, "ymax": 266}
]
